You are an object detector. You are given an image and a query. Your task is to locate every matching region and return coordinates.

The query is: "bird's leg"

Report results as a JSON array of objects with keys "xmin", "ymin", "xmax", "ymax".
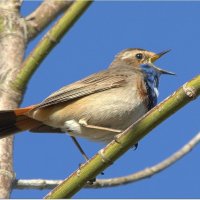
[
  {"xmin": 70, "ymin": 136, "xmax": 96, "ymax": 184},
  {"xmin": 70, "ymin": 136, "xmax": 89, "ymax": 161},
  {"xmin": 79, "ymin": 119, "xmax": 122, "ymax": 133}
]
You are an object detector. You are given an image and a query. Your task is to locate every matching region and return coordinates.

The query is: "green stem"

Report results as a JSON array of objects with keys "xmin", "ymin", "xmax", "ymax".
[
  {"xmin": 44, "ymin": 75, "xmax": 200, "ymax": 199},
  {"xmin": 13, "ymin": 0, "xmax": 92, "ymax": 91}
]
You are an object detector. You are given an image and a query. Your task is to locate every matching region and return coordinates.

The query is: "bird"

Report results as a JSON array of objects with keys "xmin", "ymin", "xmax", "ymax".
[{"xmin": 0, "ymin": 48, "xmax": 175, "ymax": 144}]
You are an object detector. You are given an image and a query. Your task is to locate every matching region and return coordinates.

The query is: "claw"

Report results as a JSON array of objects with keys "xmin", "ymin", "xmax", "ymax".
[{"xmin": 133, "ymin": 143, "xmax": 138, "ymax": 150}]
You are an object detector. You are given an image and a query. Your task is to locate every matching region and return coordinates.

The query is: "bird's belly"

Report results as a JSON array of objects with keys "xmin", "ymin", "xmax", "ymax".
[
  {"xmin": 83, "ymin": 92, "xmax": 146, "ymax": 129},
  {"xmin": 64, "ymin": 96, "xmax": 147, "ymax": 143},
  {"xmin": 31, "ymin": 87, "xmax": 148, "ymax": 143}
]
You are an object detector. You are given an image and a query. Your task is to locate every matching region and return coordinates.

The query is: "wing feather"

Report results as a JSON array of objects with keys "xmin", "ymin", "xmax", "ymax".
[{"xmin": 35, "ymin": 70, "xmax": 127, "ymax": 109}]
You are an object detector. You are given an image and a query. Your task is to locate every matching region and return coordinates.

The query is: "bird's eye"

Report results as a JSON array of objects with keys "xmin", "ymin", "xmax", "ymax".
[{"xmin": 135, "ymin": 53, "xmax": 143, "ymax": 60}]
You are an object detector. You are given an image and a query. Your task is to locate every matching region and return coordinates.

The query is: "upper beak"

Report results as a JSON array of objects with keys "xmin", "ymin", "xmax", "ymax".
[
  {"xmin": 149, "ymin": 49, "xmax": 175, "ymax": 75},
  {"xmin": 150, "ymin": 49, "xmax": 171, "ymax": 62}
]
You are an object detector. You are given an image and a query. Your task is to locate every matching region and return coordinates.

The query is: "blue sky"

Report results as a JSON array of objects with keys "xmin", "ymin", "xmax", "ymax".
[{"xmin": 12, "ymin": 1, "xmax": 200, "ymax": 198}]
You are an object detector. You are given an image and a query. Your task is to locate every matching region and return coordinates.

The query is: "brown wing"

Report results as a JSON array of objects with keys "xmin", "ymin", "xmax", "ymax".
[{"xmin": 35, "ymin": 70, "xmax": 127, "ymax": 109}]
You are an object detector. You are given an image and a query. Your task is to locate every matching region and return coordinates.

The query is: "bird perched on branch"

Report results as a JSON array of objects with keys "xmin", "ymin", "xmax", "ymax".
[{"xmin": 0, "ymin": 48, "xmax": 174, "ymax": 144}]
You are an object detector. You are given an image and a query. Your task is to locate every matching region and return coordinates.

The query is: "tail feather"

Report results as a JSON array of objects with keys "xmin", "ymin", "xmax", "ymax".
[{"xmin": 0, "ymin": 106, "xmax": 42, "ymax": 138}]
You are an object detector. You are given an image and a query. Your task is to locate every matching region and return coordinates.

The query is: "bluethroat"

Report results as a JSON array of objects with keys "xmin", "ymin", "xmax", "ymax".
[{"xmin": 0, "ymin": 48, "xmax": 175, "ymax": 144}]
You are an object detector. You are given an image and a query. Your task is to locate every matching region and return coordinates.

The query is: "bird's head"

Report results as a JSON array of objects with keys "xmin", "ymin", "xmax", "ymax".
[{"xmin": 112, "ymin": 48, "xmax": 175, "ymax": 75}]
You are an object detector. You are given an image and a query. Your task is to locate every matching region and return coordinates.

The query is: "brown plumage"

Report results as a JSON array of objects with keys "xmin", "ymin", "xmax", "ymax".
[{"xmin": 0, "ymin": 48, "xmax": 174, "ymax": 142}]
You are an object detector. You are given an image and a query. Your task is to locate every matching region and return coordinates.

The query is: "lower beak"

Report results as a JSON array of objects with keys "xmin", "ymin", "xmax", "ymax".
[
  {"xmin": 149, "ymin": 50, "xmax": 175, "ymax": 75},
  {"xmin": 151, "ymin": 64, "xmax": 175, "ymax": 75}
]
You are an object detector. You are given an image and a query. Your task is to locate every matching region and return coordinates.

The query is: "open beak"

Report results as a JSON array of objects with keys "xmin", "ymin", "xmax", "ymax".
[{"xmin": 149, "ymin": 50, "xmax": 175, "ymax": 75}]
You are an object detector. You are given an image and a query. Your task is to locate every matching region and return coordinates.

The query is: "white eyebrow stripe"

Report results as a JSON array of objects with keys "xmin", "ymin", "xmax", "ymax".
[{"xmin": 121, "ymin": 52, "xmax": 133, "ymax": 60}]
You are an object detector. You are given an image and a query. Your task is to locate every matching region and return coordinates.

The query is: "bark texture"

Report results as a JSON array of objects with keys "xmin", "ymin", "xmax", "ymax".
[
  {"xmin": 26, "ymin": 0, "xmax": 73, "ymax": 40},
  {"xmin": 0, "ymin": 1, "xmax": 25, "ymax": 197}
]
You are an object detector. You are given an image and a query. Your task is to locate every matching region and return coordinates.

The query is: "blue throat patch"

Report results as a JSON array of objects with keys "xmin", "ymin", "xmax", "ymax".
[{"xmin": 140, "ymin": 63, "xmax": 160, "ymax": 109}]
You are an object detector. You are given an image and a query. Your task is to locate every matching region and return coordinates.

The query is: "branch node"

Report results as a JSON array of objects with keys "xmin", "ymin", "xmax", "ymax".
[
  {"xmin": 45, "ymin": 32, "xmax": 59, "ymax": 44},
  {"xmin": 76, "ymin": 167, "xmax": 81, "ymax": 177},
  {"xmin": 30, "ymin": 54, "xmax": 40, "ymax": 65},
  {"xmin": 25, "ymin": 16, "xmax": 40, "ymax": 32},
  {"xmin": 0, "ymin": 8, "xmax": 28, "ymax": 43},
  {"xmin": 0, "ymin": 169, "xmax": 15, "ymax": 181},
  {"xmin": 114, "ymin": 135, "xmax": 122, "ymax": 144},
  {"xmin": 183, "ymin": 83, "xmax": 198, "ymax": 99},
  {"xmin": 98, "ymin": 149, "xmax": 113, "ymax": 165}
]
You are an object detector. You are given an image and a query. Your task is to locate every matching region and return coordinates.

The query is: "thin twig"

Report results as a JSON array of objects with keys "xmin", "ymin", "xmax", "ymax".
[
  {"xmin": 13, "ymin": 132, "xmax": 200, "ymax": 190},
  {"xmin": 25, "ymin": 0, "xmax": 73, "ymax": 40}
]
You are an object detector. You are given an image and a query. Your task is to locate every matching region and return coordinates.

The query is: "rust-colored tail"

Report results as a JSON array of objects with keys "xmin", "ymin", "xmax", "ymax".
[{"xmin": 0, "ymin": 106, "xmax": 42, "ymax": 138}]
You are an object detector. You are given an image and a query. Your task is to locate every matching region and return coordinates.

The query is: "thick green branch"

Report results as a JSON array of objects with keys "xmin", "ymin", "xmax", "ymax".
[
  {"xmin": 12, "ymin": 0, "xmax": 92, "ymax": 91},
  {"xmin": 45, "ymin": 75, "xmax": 200, "ymax": 199}
]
